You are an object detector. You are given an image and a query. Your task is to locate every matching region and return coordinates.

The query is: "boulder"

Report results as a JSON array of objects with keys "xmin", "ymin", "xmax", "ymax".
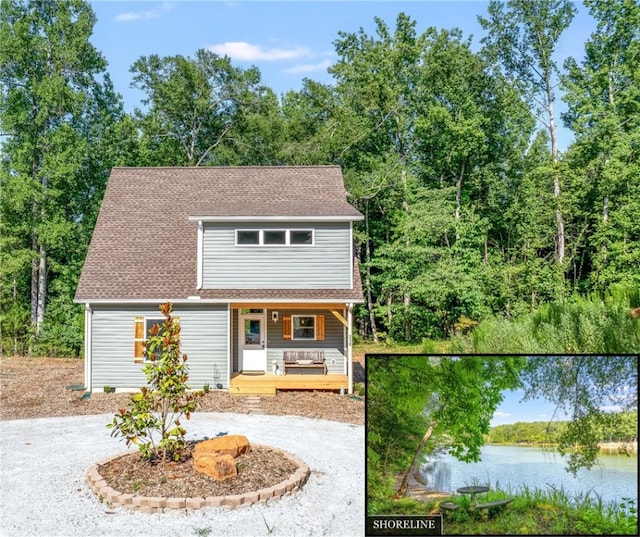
[
  {"xmin": 193, "ymin": 435, "xmax": 251, "ymax": 458},
  {"xmin": 192, "ymin": 435, "xmax": 251, "ymax": 480},
  {"xmin": 193, "ymin": 453, "xmax": 237, "ymax": 481}
]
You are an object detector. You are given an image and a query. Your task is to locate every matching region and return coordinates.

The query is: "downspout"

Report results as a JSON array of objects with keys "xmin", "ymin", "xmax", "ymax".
[
  {"xmin": 196, "ymin": 220, "xmax": 203, "ymax": 289},
  {"xmin": 226, "ymin": 304, "xmax": 231, "ymax": 390},
  {"xmin": 347, "ymin": 303, "xmax": 353, "ymax": 394},
  {"xmin": 84, "ymin": 304, "xmax": 92, "ymax": 392}
]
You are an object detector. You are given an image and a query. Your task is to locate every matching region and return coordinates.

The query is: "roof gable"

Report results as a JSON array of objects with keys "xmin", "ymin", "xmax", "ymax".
[{"xmin": 75, "ymin": 166, "xmax": 364, "ymax": 302}]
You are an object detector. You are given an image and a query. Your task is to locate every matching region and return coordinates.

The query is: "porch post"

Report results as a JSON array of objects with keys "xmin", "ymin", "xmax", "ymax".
[{"xmin": 347, "ymin": 303, "xmax": 353, "ymax": 394}]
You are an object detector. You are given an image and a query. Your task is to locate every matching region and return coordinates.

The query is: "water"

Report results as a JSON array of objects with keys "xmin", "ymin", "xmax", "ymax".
[{"xmin": 420, "ymin": 445, "xmax": 638, "ymax": 506}]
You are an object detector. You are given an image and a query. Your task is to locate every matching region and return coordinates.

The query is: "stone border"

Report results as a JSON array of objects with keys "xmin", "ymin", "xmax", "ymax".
[{"xmin": 86, "ymin": 444, "xmax": 310, "ymax": 513}]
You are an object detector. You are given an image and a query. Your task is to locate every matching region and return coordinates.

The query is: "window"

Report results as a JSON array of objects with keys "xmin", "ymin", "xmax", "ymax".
[
  {"xmin": 264, "ymin": 230, "xmax": 286, "ymax": 245},
  {"xmin": 293, "ymin": 316, "xmax": 315, "ymax": 339},
  {"xmin": 282, "ymin": 314, "xmax": 325, "ymax": 341},
  {"xmin": 133, "ymin": 316, "xmax": 176, "ymax": 362},
  {"xmin": 237, "ymin": 230, "xmax": 259, "ymax": 245},
  {"xmin": 290, "ymin": 230, "xmax": 313, "ymax": 245},
  {"xmin": 236, "ymin": 229, "xmax": 314, "ymax": 246}
]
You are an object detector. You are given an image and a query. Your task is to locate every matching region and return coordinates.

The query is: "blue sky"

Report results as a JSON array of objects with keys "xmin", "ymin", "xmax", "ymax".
[
  {"xmin": 491, "ymin": 388, "xmax": 569, "ymax": 427},
  {"xmin": 89, "ymin": 1, "xmax": 598, "ymax": 151}
]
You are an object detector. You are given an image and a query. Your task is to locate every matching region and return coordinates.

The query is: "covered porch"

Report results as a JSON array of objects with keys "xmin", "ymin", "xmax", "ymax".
[{"xmin": 230, "ymin": 301, "xmax": 355, "ymax": 395}]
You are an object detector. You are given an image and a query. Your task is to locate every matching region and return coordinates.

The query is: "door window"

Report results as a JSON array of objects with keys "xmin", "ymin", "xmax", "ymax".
[{"xmin": 244, "ymin": 318, "xmax": 261, "ymax": 345}]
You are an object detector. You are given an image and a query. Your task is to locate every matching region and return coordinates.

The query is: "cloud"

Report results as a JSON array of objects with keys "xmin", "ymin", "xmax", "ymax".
[
  {"xmin": 283, "ymin": 59, "xmax": 333, "ymax": 74},
  {"xmin": 115, "ymin": 2, "xmax": 174, "ymax": 22},
  {"xmin": 207, "ymin": 42, "xmax": 309, "ymax": 61},
  {"xmin": 115, "ymin": 11, "xmax": 154, "ymax": 22},
  {"xmin": 493, "ymin": 411, "xmax": 512, "ymax": 418}
]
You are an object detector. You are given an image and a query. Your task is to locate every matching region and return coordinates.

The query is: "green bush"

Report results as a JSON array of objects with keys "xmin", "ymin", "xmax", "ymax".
[{"xmin": 450, "ymin": 285, "xmax": 640, "ymax": 353}]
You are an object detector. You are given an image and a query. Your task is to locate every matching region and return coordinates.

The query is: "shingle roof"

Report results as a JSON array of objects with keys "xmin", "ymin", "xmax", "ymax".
[{"xmin": 75, "ymin": 166, "xmax": 364, "ymax": 303}]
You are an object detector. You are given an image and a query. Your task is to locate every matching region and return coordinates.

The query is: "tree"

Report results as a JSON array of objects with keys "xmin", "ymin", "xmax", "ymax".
[
  {"xmin": 0, "ymin": 0, "xmax": 122, "ymax": 352},
  {"xmin": 331, "ymin": 16, "xmax": 534, "ymax": 341},
  {"xmin": 561, "ymin": 0, "xmax": 640, "ymax": 290},
  {"xmin": 130, "ymin": 49, "xmax": 264, "ymax": 166},
  {"xmin": 366, "ymin": 355, "xmax": 523, "ymax": 503},
  {"xmin": 521, "ymin": 355, "xmax": 638, "ymax": 473},
  {"xmin": 108, "ymin": 303, "xmax": 203, "ymax": 463},
  {"xmin": 479, "ymin": 0, "xmax": 576, "ymax": 264}
]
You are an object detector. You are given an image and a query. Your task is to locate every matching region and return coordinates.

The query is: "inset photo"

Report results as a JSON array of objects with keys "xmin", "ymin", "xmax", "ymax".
[{"xmin": 366, "ymin": 354, "xmax": 638, "ymax": 536}]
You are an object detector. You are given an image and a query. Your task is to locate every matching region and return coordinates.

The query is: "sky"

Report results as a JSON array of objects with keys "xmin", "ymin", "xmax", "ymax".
[
  {"xmin": 491, "ymin": 388, "xmax": 569, "ymax": 427},
  {"xmin": 89, "ymin": 0, "xmax": 598, "ymax": 151}
]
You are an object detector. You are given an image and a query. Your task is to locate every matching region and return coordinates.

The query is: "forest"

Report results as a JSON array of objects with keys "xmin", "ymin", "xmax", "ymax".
[
  {"xmin": 487, "ymin": 411, "xmax": 638, "ymax": 445},
  {"xmin": 1, "ymin": 0, "xmax": 639, "ymax": 356}
]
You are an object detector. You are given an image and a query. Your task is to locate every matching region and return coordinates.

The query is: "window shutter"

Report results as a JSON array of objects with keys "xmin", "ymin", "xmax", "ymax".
[
  {"xmin": 282, "ymin": 314, "xmax": 292, "ymax": 340},
  {"xmin": 134, "ymin": 316, "xmax": 145, "ymax": 362},
  {"xmin": 316, "ymin": 315, "xmax": 325, "ymax": 341}
]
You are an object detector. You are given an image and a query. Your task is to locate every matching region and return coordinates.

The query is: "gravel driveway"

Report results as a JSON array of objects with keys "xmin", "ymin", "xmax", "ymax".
[{"xmin": 0, "ymin": 413, "xmax": 364, "ymax": 537}]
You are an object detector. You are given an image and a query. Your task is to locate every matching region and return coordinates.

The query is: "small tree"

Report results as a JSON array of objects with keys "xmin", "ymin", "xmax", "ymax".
[{"xmin": 108, "ymin": 303, "xmax": 203, "ymax": 462}]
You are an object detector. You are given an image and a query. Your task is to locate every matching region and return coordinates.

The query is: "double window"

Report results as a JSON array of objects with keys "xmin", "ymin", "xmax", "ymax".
[{"xmin": 236, "ymin": 229, "xmax": 314, "ymax": 246}]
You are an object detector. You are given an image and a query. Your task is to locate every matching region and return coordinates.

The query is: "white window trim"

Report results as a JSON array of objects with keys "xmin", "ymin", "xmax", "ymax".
[
  {"xmin": 291, "ymin": 314, "xmax": 317, "ymax": 340},
  {"xmin": 235, "ymin": 229, "xmax": 315, "ymax": 247}
]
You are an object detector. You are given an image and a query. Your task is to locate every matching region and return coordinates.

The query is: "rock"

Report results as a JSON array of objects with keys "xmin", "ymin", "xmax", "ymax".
[
  {"xmin": 192, "ymin": 435, "xmax": 251, "ymax": 480},
  {"xmin": 193, "ymin": 435, "xmax": 251, "ymax": 458},
  {"xmin": 193, "ymin": 453, "xmax": 237, "ymax": 481}
]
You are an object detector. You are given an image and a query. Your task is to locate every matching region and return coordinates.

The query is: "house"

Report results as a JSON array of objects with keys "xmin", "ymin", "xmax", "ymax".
[{"xmin": 74, "ymin": 166, "xmax": 364, "ymax": 395}]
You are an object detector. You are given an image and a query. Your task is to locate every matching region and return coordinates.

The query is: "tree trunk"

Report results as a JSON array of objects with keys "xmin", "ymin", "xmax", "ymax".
[
  {"xmin": 35, "ymin": 243, "xmax": 47, "ymax": 340},
  {"xmin": 364, "ymin": 202, "xmax": 379, "ymax": 342},
  {"xmin": 395, "ymin": 421, "xmax": 437, "ymax": 499},
  {"xmin": 547, "ymin": 74, "xmax": 565, "ymax": 264}
]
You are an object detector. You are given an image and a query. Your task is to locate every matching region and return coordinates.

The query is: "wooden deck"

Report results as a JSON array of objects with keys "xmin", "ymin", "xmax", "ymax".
[{"xmin": 229, "ymin": 372, "xmax": 349, "ymax": 396}]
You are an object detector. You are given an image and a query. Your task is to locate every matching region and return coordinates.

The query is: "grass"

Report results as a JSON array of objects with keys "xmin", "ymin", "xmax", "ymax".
[
  {"xmin": 354, "ymin": 340, "xmax": 447, "ymax": 356},
  {"xmin": 369, "ymin": 484, "xmax": 638, "ymax": 535}
]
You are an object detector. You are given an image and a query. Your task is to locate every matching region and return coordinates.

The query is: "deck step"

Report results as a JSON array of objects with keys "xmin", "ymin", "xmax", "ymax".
[{"xmin": 228, "ymin": 385, "xmax": 276, "ymax": 396}]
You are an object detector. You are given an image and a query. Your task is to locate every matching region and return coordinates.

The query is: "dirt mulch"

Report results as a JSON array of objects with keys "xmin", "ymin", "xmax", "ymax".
[
  {"xmin": 0, "ymin": 356, "xmax": 364, "ymax": 424},
  {"xmin": 99, "ymin": 443, "xmax": 301, "ymax": 499}
]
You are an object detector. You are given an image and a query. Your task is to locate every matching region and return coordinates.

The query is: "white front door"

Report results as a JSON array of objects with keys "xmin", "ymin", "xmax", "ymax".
[{"xmin": 239, "ymin": 313, "xmax": 267, "ymax": 372}]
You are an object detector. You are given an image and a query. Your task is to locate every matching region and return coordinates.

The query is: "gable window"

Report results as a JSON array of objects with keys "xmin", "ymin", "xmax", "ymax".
[
  {"xmin": 235, "ymin": 229, "xmax": 314, "ymax": 246},
  {"xmin": 264, "ymin": 230, "xmax": 286, "ymax": 245},
  {"xmin": 237, "ymin": 230, "xmax": 260, "ymax": 245},
  {"xmin": 282, "ymin": 314, "xmax": 325, "ymax": 341},
  {"xmin": 290, "ymin": 230, "xmax": 313, "ymax": 245}
]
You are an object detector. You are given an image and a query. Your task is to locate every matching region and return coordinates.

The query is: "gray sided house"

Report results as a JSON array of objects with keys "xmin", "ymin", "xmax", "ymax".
[{"xmin": 74, "ymin": 166, "xmax": 364, "ymax": 395}]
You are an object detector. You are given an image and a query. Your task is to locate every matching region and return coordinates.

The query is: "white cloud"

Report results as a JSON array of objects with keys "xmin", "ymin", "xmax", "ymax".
[
  {"xmin": 115, "ymin": 10, "xmax": 160, "ymax": 22},
  {"xmin": 115, "ymin": 3, "xmax": 173, "ymax": 22},
  {"xmin": 283, "ymin": 59, "xmax": 333, "ymax": 74},
  {"xmin": 493, "ymin": 411, "xmax": 512, "ymax": 418},
  {"xmin": 207, "ymin": 42, "xmax": 309, "ymax": 61}
]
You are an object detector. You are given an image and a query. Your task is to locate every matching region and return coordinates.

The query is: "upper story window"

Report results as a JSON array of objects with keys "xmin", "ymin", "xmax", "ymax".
[{"xmin": 236, "ymin": 229, "xmax": 314, "ymax": 246}]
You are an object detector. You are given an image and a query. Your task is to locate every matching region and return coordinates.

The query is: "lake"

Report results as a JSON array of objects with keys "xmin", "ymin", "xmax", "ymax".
[{"xmin": 420, "ymin": 445, "xmax": 638, "ymax": 506}]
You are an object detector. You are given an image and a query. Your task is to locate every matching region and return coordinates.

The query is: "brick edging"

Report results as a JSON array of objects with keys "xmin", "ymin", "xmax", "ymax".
[{"xmin": 86, "ymin": 444, "xmax": 310, "ymax": 513}]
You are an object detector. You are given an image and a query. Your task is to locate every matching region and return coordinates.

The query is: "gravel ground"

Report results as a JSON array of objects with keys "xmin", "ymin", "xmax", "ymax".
[{"xmin": 0, "ymin": 412, "xmax": 364, "ymax": 537}]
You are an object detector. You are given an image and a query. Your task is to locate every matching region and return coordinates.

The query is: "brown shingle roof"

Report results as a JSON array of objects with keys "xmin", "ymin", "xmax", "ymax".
[{"xmin": 75, "ymin": 166, "xmax": 364, "ymax": 303}]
